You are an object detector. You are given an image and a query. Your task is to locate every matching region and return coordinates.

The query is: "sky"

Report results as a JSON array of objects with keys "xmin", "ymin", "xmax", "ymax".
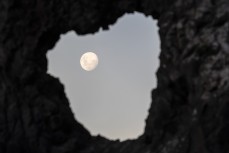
[{"xmin": 47, "ymin": 13, "xmax": 160, "ymax": 141}]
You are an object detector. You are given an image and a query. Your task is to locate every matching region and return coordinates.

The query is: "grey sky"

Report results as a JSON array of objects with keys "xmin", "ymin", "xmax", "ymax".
[{"xmin": 47, "ymin": 13, "xmax": 160, "ymax": 140}]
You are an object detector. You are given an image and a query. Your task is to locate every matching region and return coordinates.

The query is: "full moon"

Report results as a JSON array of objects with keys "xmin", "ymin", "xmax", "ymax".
[{"xmin": 80, "ymin": 52, "xmax": 99, "ymax": 71}]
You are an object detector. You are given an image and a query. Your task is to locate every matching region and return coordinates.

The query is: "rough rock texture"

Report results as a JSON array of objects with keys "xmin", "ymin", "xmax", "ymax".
[{"xmin": 0, "ymin": 0, "xmax": 229, "ymax": 153}]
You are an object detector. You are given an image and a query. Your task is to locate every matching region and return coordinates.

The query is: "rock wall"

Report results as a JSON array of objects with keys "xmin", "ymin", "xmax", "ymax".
[{"xmin": 0, "ymin": 0, "xmax": 229, "ymax": 153}]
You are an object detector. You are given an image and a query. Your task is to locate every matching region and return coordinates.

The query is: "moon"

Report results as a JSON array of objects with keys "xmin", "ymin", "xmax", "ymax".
[{"xmin": 80, "ymin": 52, "xmax": 99, "ymax": 71}]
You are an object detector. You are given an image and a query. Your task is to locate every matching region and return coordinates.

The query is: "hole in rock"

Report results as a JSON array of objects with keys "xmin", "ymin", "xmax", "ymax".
[{"xmin": 47, "ymin": 13, "xmax": 160, "ymax": 141}]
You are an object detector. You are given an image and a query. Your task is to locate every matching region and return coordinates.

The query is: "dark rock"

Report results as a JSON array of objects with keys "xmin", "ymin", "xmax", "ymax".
[{"xmin": 0, "ymin": 0, "xmax": 229, "ymax": 153}]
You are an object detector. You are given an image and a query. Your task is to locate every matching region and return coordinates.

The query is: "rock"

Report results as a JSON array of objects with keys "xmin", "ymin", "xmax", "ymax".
[{"xmin": 0, "ymin": 0, "xmax": 229, "ymax": 153}]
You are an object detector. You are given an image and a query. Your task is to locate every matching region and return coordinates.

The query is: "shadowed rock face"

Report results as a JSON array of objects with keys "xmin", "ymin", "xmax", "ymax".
[{"xmin": 0, "ymin": 0, "xmax": 229, "ymax": 153}]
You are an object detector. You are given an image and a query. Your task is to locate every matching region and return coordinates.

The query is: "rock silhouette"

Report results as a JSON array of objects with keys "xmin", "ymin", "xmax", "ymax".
[{"xmin": 0, "ymin": 0, "xmax": 229, "ymax": 153}]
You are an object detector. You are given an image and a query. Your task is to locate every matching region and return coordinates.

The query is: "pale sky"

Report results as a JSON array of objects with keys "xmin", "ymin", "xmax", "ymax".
[{"xmin": 47, "ymin": 13, "xmax": 160, "ymax": 141}]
